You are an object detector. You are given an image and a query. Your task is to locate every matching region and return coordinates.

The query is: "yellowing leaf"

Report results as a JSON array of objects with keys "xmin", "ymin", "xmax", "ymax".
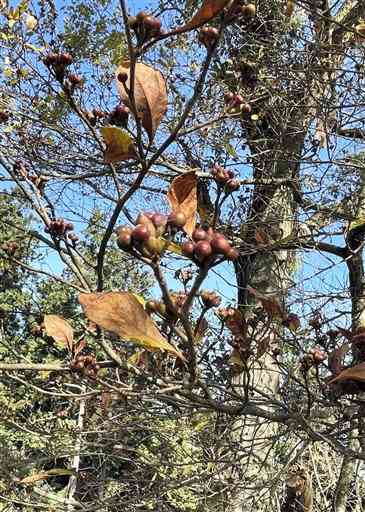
[
  {"xmin": 166, "ymin": 240, "xmax": 183, "ymax": 255},
  {"xmin": 25, "ymin": 13, "xmax": 37, "ymax": 30},
  {"xmin": 179, "ymin": 0, "xmax": 231, "ymax": 31},
  {"xmin": 132, "ymin": 294, "xmax": 146, "ymax": 307},
  {"xmin": 79, "ymin": 292, "xmax": 185, "ymax": 360},
  {"xmin": 349, "ymin": 217, "xmax": 365, "ymax": 232},
  {"xmin": 167, "ymin": 172, "xmax": 197, "ymax": 237},
  {"xmin": 116, "ymin": 61, "xmax": 167, "ymax": 143},
  {"xmin": 19, "ymin": 469, "xmax": 75, "ymax": 485},
  {"xmin": 44, "ymin": 315, "xmax": 74, "ymax": 352},
  {"xmin": 329, "ymin": 361, "xmax": 365, "ymax": 384},
  {"xmin": 286, "ymin": 0, "xmax": 295, "ymax": 17},
  {"xmin": 229, "ymin": 349, "xmax": 245, "ymax": 368},
  {"xmin": 195, "ymin": 317, "xmax": 208, "ymax": 343},
  {"xmin": 356, "ymin": 23, "xmax": 365, "ymax": 37},
  {"xmin": 100, "ymin": 126, "xmax": 136, "ymax": 163}
]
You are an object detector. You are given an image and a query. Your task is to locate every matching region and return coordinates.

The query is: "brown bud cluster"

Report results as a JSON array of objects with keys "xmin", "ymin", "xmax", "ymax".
[
  {"xmin": 45, "ymin": 218, "xmax": 74, "ymax": 237},
  {"xmin": 68, "ymin": 232, "xmax": 79, "ymax": 246},
  {"xmin": 43, "ymin": 52, "xmax": 74, "ymax": 81},
  {"xmin": 146, "ymin": 292, "xmax": 187, "ymax": 318},
  {"xmin": 211, "ymin": 164, "xmax": 240, "ymax": 193},
  {"xmin": 116, "ymin": 210, "xmax": 187, "ymax": 259},
  {"xmin": 127, "ymin": 11, "xmax": 163, "ymax": 45},
  {"xmin": 301, "ymin": 348, "xmax": 326, "ymax": 372},
  {"xmin": 65, "ymin": 73, "xmax": 84, "ymax": 92},
  {"xmin": 70, "ymin": 353, "xmax": 100, "ymax": 380},
  {"xmin": 224, "ymin": 92, "xmax": 251, "ymax": 115},
  {"xmin": 109, "ymin": 103, "xmax": 130, "ymax": 128},
  {"xmin": 200, "ymin": 290, "xmax": 221, "ymax": 308},
  {"xmin": 198, "ymin": 26, "xmax": 219, "ymax": 48},
  {"xmin": 182, "ymin": 228, "xmax": 239, "ymax": 264},
  {"xmin": 1, "ymin": 241, "xmax": 18, "ymax": 256}
]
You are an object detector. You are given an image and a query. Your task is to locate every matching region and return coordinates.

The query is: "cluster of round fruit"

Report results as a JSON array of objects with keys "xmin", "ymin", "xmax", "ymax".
[
  {"xmin": 127, "ymin": 11, "xmax": 163, "ymax": 44},
  {"xmin": 301, "ymin": 347, "xmax": 326, "ymax": 371},
  {"xmin": 43, "ymin": 52, "xmax": 74, "ymax": 81},
  {"xmin": 64, "ymin": 73, "xmax": 84, "ymax": 93},
  {"xmin": 211, "ymin": 164, "xmax": 240, "ymax": 192},
  {"xmin": 198, "ymin": 26, "xmax": 219, "ymax": 48},
  {"xmin": 70, "ymin": 353, "xmax": 100, "ymax": 379},
  {"xmin": 43, "ymin": 52, "xmax": 73, "ymax": 68},
  {"xmin": 200, "ymin": 290, "xmax": 222, "ymax": 309},
  {"xmin": 1, "ymin": 241, "xmax": 18, "ymax": 256},
  {"xmin": 45, "ymin": 218, "xmax": 74, "ymax": 236},
  {"xmin": 44, "ymin": 219, "xmax": 78, "ymax": 245},
  {"xmin": 224, "ymin": 92, "xmax": 252, "ymax": 114},
  {"xmin": 182, "ymin": 228, "xmax": 239, "ymax": 264},
  {"xmin": 116, "ymin": 211, "xmax": 186, "ymax": 258}
]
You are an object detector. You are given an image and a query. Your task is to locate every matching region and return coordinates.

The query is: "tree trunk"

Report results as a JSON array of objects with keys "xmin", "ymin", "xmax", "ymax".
[{"xmin": 228, "ymin": 115, "xmax": 305, "ymax": 511}]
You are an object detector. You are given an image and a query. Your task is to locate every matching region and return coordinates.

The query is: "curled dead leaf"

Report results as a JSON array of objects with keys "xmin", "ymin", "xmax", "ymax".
[
  {"xmin": 167, "ymin": 171, "xmax": 197, "ymax": 236},
  {"xmin": 179, "ymin": 0, "xmax": 231, "ymax": 31},
  {"xmin": 116, "ymin": 61, "xmax": 167, "ymax": 143},
  {"xmin": 79, "ymin": 292, "xmax": 185, "ymax": 360},
  {"xmin": 44, "ymin": 315, "xmax": 74, "ymax": 352}
]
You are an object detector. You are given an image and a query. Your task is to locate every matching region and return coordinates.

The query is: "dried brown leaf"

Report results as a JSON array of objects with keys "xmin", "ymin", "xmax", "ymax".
[
  {"xmin": 329, "ymin": 361, "xmax": 365, "ymax": 384},
  {"xmin": 79, "ymin": 292, "xmax": 184, "ymax": 360},
  {"xmin": 167, "ymin": 171, "xmax": 197, "ymax": 236},
  {"xmin": 116, "ymin": 61, "xmax": 167, "ymax": 143},
  {"xmin": 328, "ymin": 342, "xmax": 350, "ymax": 375},
  {"xmin": 195, "ymin": 317, "xmax": 209, "ymax": 343},
  {"xmin": 179, "ymin": 0, "xmax": 231, "ymax": 31},
  {"xmin": 44, "ymin": 315, "xmax": 74, "ymax": 352}
]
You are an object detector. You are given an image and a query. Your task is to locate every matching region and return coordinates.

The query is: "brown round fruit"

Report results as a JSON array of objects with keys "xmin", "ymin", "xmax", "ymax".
[
  {"xmin": 127, "ymin": 15, "xmax": 138, "ymax": 28},
  {"xmin": 143, "ymin": 15, "xmax": 162, "ymax": 33},
  {"xmin": 132, "ymin": 224, "xmax": 150, "ymax": 242},
  {"xmin": 194, "ymin": 240, "xmax": 213, "ymax": 261},
  {"xmin": 211, "ymin": 235, "xmax": 231, "ymax": 255},
  {"xmin": 117, "ymin": 72, "xmax": 128, "ymax": 83},
  {"xmin": 146, "ymin": 299, "xmax": 159, "ymax": 313},
  {"xmin": 117, "ymin": 232, "xmax": 132, "ymax": 250},
  {"xmin": 224, "ymin": 92, "xmax": 234, "ymax": 104},
  {"xmin": 192, "ymin": 228, "xmax": 207, "ymax": 242},
  {"xmin": 241, "ymin": 3, "xmax": 256, "ymax": 18},
  {"xmin": 241, "ymin": 103, "xmax": 252, "ymax": 114},
  {"xmin": 226, "ymin": 247, "xmax": 239, "ymax": 261},
  {"xmin": 225, "ymin": 179, "xmax": 240, "ymax": 193},
  {"xmin": 168, "ymin": 211, "xmax": 186, "ymax": 228},
  {"xmin": 151, "ymin": 213, "xmax": 167, "ymax": 228},
  {"xmin": 136, "ymin": 10, "xmax": 149, "ymax": 22},
  {"xmin": 182, "ymin": 241, "xmax": 195, "ymax": 257}
]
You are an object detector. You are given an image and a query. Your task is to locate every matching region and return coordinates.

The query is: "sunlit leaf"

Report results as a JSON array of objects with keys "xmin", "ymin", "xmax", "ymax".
[
  {"xmin": 19, "ymin": 469, "xmax": 75, "ymax": 485},
  {"xmin": 167, "ymin": 172, "xmax": 197, "ymax": 236},
  {"xmin": 25, "ymin": 13, "xmax": 37, "ymax": 30},
  {"xmin": 179, "ymin": 0, "xmax": 231, "ymax": 31},
  {"xmin": 79, "ymin": 292, "xmax": 185, "ymax": 359},
  {"xmin": 100, "ymin": 126, "xmax": 136, "ymax": 163}
]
